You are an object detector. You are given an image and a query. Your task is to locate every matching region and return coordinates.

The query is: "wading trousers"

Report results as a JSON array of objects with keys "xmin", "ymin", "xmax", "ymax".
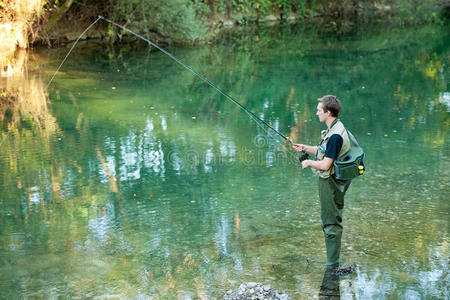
[{"xmin": 319, "ymin": 176, "xmax": 351, "ymax": 268}]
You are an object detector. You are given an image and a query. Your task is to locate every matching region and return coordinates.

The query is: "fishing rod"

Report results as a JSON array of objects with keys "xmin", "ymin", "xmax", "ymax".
[{"xmin": 96, "ymin": 15, "xmax": 293, "ymax": 145}]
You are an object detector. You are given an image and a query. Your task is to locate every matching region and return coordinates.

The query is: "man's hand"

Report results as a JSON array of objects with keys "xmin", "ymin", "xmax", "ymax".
[
  {"xmin": 301, "ymin": 159, "xmax": 311, "ymax": 169},
  {"xmin": 293, "ymin": 143, "xmax": 306, "ymax": 152},
  {"xmin": 293, "ymin": 144, "xmax": 318, "ymax": 155}
]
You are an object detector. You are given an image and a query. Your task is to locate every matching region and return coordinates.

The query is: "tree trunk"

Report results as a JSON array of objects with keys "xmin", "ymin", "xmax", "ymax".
[{"xmin": 45, "ymin": 0, "xmax": 75, "ymax": 31}]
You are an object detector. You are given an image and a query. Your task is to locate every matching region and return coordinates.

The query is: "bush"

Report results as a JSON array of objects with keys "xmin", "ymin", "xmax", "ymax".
[
  {"xmin": 386, "ymin": 0, "xmax": 447, "ymax": 24},
  {"xmin": 107, "ymin": 0, "xmax": 209, "ymax": 43}
]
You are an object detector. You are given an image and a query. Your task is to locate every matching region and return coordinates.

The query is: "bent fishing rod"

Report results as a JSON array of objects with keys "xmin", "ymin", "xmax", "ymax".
[{"xmin": 95, "ymin": 16, "xmax": 293, "ymax": 145}]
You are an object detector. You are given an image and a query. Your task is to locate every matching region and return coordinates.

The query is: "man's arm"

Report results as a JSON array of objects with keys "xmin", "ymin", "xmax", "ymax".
[
  {"xmin": 302, "ymin": 157, "xmax": 334, "ymax": 170},
  {"xmin": 300, "ymin": 134, "xmax": 343, "ymax": 170},
  {"xmin": 293, "ymin": 144, "xmax": 317, "ymax": 155}
]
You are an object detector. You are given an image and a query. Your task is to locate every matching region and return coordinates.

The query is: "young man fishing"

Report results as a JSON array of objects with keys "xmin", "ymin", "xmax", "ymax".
[{"xmin": 293, "ymin": 95, "xmax": 351, "ymax": 269}]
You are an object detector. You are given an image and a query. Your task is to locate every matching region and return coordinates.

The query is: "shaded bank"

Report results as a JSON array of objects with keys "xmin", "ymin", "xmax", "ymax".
[
  {"xmin": 35, "ymin": 0, "xmax": 450, "ymax": 46},
  {"xmin": 0, "ymin": 0, "xmax": 449, "ymax": 56}
]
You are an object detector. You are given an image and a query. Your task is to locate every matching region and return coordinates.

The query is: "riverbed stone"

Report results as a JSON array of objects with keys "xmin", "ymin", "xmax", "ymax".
[
  {"xmin": 223, "ymin": 20, "xmax": 234, "ymax": 28},
  {"xmin": 223, "ymin": 282, "xmax": 292, "ymax": 300},
  {"xmin": 87, "ymin": 30, "xmax": 102, "ymax": 39},
  {"xmin": 261, "ymin": 15, "xmax": 279, "ymax": 23},
  {"xmin": 287, "ymin": 15, "xmax": 296, "ymax": 23},
  {"xmin": 66, "ymin": 32, "xmax": 86, "ymax": 41}
]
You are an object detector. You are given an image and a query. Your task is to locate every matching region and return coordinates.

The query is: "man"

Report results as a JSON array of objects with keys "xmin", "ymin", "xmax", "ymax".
[{"xmin": 293, "ymin": 95, "xmax": 351, "ymax": 269}]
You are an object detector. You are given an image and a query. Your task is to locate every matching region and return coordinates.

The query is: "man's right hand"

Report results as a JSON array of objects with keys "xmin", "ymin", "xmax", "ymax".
[{"xmin": 293, "ymin": 144, "xmax": 306, "ymax": 152}]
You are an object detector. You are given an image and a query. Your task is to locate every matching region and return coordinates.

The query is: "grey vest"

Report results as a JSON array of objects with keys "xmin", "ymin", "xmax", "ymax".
[{"xmin": 312, "ymin": 119, "xmax": 351, "ymax": 179}]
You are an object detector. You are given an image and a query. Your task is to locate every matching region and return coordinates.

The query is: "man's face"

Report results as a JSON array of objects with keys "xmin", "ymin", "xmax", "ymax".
[{"xmin": 316, "ymin": 103, "xmax": 329, "ymax": 123}]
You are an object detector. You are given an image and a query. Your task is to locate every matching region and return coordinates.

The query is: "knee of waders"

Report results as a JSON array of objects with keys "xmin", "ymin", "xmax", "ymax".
[
  {"xmin": 323, "ymin": 225, "xmax": 342, "ymax": 239},
  {"xmin": 321, "ymin": 216, "xmax": 343, "ymax": 230}
]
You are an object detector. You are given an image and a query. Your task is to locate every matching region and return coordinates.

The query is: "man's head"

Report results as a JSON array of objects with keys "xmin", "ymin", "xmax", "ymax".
[{"xmin": 316, "ymin": 95, "xmax": 341, "ymax": 122}]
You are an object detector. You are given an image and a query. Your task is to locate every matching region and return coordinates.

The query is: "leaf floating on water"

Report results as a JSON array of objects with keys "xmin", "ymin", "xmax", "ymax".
[
  {"xmin": 192, "ymin": 116, "xmax": 196, "ymax": 119},
  {"xmin": 112, "ymin": 87, "xmax": 116, "ymax": 90},
  {"xmin": 150, "ymin": 106, "xmax": 154, "ymax": 110}
]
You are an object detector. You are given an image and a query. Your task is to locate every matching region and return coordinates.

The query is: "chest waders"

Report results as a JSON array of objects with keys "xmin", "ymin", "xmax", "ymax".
[{"xmin": 315, "ymin": 119, "xmax": 351, "ymax": 268}]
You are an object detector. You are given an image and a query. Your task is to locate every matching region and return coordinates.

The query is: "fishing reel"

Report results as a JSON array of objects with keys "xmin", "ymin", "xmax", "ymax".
[{"xmin": 299, "ymin": 151, "xmax": 309, "ymax": 163}]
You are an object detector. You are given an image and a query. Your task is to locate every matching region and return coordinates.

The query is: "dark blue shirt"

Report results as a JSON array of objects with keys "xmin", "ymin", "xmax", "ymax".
[{"xmin": 324, "ymin": 134, "xmax": 343, "ymax": 160}]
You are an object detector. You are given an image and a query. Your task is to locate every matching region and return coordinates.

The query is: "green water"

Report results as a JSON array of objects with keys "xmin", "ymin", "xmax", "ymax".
[{"xmin": 0, "ymin": 24, "xmax": 448, "ymax": 299}]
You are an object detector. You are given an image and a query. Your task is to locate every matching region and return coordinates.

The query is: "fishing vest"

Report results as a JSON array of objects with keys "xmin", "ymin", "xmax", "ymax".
[{"xmin": 312, "ymin": 119, "xmax": 351, "ymax": 179}]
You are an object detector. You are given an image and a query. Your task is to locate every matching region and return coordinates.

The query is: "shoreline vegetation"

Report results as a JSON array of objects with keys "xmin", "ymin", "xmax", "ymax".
[
  {"xmin": 0, "ymin": 1, "xmax": 449, "ymax": 51},
  {"xmin": 0, "ymin": 0, "xmax": 448, "ymax": 131}
]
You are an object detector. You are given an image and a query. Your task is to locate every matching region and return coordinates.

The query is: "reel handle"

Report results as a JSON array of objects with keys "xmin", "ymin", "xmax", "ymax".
[{"xmin": 299, "ymin": 151, "xmax": 309, "ymax": 163}]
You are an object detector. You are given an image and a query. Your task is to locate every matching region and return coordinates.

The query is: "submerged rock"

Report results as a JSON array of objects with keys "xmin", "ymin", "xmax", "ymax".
[
  {"xmin": 223, "ymin": 282, "xmax": 292, "ymax": 300},
  {"xmin": 331, "ymin": 264, "xmax": 356, "ymax": 276}
]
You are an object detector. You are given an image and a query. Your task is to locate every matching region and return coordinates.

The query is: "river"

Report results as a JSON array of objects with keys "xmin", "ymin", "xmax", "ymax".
[{"xmin": 0, "ymin": 23, "xmax": 448, "ymax": 299}]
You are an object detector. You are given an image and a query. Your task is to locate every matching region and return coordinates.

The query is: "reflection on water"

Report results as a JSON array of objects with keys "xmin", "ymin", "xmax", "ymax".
[
  {"xmin": 341, "ymin": 244, "xmax": 448, "ymax": 299},
  {"xmin": 319, "ymin": 269, "xmax": 340, "ymax": 299},
  {"xmin": 0, "ymin": 24, "xmax": 448, "ymax": 298}
]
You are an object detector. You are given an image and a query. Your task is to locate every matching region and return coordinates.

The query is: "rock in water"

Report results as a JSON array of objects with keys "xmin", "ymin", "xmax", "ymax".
[
  {"xmin": 223, "ymin": 282, "xmax": 292, "ymax": 300},
  {"xmin": 331, "ymin": 263, "xmax": 356, "ymax": 276}
]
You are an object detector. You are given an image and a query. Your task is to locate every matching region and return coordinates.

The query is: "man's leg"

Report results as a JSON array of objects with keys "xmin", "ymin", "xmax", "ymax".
[
  {"xmin": 323, "ymin": 224, "xmax": 342, "ymax": 268},
  {"xmin": 319, "ymin": 177, "xmax": 349, "ymax": 268}
]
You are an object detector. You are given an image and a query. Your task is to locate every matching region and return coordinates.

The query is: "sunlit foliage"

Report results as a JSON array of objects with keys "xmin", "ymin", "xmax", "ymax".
[{"xmin": 0, "ymin": 0, "xmax": 43, "ymax": 59}]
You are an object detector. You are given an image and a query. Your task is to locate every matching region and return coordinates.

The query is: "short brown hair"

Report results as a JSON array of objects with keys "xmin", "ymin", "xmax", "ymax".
[{"xmin": 318, "ymin": 95, "xmax": 341, "ymax": 117}]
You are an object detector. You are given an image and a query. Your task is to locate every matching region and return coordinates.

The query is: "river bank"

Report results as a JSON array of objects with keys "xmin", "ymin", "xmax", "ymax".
[
  {"xmin": 31, "ymin": 12, "xmax": 356, "ymax": 47},
  {"xmin": 14, "ymin": 0, "xmax": 450, "ymax": 48},
  {"xmin": 0, "ymin": 0, "xmax": 448, "ymax": 62}
]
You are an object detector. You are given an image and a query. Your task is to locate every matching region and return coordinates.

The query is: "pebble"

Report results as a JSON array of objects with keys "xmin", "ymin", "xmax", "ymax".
[
  {"xmin": 223, "ymin": 282, "xmax": 292, "ymax": 300},
  {"xmin": 247, "ymin": 282, "xmax": 257, "ymax": 288}
]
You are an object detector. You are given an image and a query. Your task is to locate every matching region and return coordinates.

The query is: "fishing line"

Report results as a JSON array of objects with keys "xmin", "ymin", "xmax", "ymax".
[
  {"xmin": 47, "ymin": 16, "xmax": 300, "ymax": 160},
  {"xmin": 3, "ymin": 19, "xmax": 102, "ymax": 149},
  {"xmin": 47, "ymin": 16, "xmax": 101, "ymax": 89},
  {"xmin": 98, "ymin": 16, "xmax": 292, "ymax": 145}
]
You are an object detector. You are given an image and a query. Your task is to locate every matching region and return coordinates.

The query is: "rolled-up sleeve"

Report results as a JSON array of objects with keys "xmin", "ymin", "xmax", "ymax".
[{"xmin": 324, "ymin": 134, "xmax": 343, "ymax": 160}]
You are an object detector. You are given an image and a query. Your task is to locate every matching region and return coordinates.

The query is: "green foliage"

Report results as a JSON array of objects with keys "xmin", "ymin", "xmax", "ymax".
[
  {"xmin": 199, "ymin": 0, "xmax": 308, "ymax": 18},
  {"xmin": 384, "ymin": 0, "xmax": 447, "ymax": 25},
  {"xmin": 106, "ymin": 0, "xmax": 209, "ymax": 43},
  {"xmin": 10, "ymin": 0, "xmax": 448, "ymax": 44},
  {"xmin": 196, "ymin": 0, "xmax": 447, "ymax": 25}
]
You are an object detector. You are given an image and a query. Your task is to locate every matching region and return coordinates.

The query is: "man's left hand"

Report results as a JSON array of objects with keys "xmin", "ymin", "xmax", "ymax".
[{"xmin": 302, "ymin": 160, "xmax": 311, "ymax": 169}]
